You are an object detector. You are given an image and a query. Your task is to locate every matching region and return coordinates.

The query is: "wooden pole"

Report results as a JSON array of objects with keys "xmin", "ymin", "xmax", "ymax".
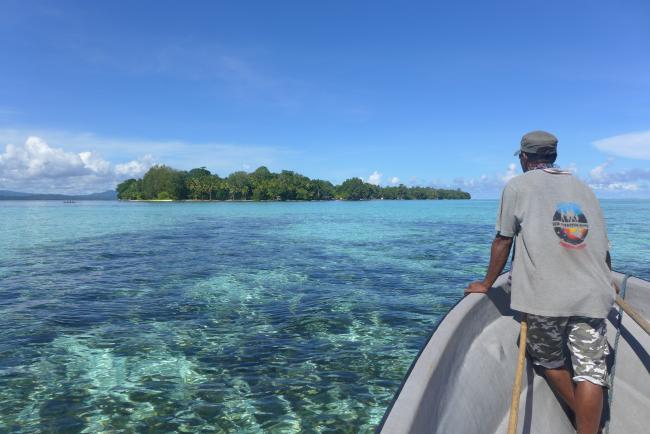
[
  {"xmin": 508, "ymin": 314, "xmax": 528, "ymax": 434},
  {"xmin": 616, "ymin": 295, "xmax": 650, "ymax": 336}
]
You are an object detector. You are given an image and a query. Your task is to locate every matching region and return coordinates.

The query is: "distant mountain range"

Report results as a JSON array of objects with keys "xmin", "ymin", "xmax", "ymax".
[{"xmin": 0, "ymin": 190, "xmax": 117, "ymax": 200}]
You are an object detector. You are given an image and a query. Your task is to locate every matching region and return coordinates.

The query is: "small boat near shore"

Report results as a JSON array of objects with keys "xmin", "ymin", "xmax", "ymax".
[{"xmin": 378, "ymin": 272, "xmax": 650, "ymax": 434}]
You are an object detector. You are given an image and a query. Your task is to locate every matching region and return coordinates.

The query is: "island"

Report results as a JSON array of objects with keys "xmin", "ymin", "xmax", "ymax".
[{"xmin": 117, "ymin": 165, "xmax": 471, "ymax": 201}]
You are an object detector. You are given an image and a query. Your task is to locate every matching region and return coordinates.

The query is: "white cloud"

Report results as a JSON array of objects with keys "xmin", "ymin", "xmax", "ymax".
[
  {"xmin": 79, "ymin": 151, "xmax": 111, "ymax": 175},
  {"xmin": 501, "ymin": 163, "xmax": 518, "ymax": 183},
  {"xmin": 451, "ymin": 164, "xmax": 522, "ymax": 198},
  {"xmin": 589, "ymin": 182, "xmax": 640, "ymax": 192},
  {"xmin": 0, "ymin": 128, "xmax": 292, "ymax": 177},
  {"xmin": 0, "ymin": 136, "xmax": 155, "ymax": 194},
  {"xmin": 588, "ymin": 166, "xmax": 650, "ymax": 184},
  {"xmin": 589, "ymin": 158, "xmax": 614, "ymax": 180},
  {"xmin": 585, "ymin": 159, "xmax": 650, "ymax": 196},
  {"xmin": 114, "ymin": 155, "xmax": 154, "ymax": 178},
  {"xmin": 389, "ymin": 176, "xmax": 400, "ymax": 185},
  {"xmin": 1, "ymin": 136, "xmax": 100, "ymax": 179},
  {"xmin": 609, "ymin": 168, "xmax": 650, "ymax": 182},
  {"xmin": 367, "ymin": 170, "xmax": 382, "ymax": 186},
  {"xmin": 0, "ymin": 129, "xmax": 294, "ymax": 194},
  {"xmin": 593, "ymin": 130, "xmax": 650, "ymax": 160},
  {"xmin": 450, "ymin": 160, "xmax": 650, "ymax": 198}
]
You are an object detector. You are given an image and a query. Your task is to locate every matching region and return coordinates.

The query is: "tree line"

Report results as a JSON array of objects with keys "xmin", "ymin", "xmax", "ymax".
[{"xmin": 116, "ymin": 165, "xmax": 471, "ymax": 201}]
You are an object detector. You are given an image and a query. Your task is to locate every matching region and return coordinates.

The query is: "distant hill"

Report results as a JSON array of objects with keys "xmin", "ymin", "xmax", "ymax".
[{"xmin": 0, "ymin": 190, "xmax": 118, "ymax": 200}]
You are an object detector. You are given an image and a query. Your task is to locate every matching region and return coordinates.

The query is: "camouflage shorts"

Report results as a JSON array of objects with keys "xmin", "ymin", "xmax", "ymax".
[{"xmin": 526, "ymin": 314, "xmax": 609, "ymax": 387}]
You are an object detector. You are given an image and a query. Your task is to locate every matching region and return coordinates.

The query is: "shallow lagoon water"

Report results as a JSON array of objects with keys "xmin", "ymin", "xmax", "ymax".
[{"xmin": 1, "ymin": 200, "xmax": 648, "ymax": 432}]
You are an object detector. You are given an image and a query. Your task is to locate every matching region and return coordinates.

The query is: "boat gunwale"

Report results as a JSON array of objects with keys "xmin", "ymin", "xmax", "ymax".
[{"xmin": 374, "ymin": 279, "xmax": 492, "ymax": 432}]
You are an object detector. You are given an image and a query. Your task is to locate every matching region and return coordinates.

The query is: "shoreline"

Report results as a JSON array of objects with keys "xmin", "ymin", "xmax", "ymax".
[{"xmin": 124, "ymin": 198, "xmax": 472, "ymax": 203}]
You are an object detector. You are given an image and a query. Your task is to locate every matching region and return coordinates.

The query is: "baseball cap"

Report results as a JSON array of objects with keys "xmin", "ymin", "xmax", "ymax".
[{"xmin": 514, "ymin": 131, "xmax": 558, "ymax": 156}]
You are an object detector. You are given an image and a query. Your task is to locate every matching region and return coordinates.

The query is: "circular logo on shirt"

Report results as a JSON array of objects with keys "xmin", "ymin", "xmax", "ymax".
[{"xmin": 552, "ymin": 202, "xmax": 589, "ymax": 249}]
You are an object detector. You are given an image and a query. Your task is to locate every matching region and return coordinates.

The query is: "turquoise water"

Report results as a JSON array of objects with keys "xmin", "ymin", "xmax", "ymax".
[{"xmin": 1, "ymin": 200, "xmax": 648, "ymax": 432}]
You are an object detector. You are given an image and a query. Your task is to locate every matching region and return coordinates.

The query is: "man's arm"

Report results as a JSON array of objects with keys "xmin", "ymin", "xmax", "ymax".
[{"xmin": 465, "ymin": 234, "xmax": 514, "ymax": 294}]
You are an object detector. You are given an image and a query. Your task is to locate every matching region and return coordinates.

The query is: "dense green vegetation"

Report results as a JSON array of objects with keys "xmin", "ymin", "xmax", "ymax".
[{"xmin": 116, "ymin": 165, "xmax": 471, "ymax": 201}]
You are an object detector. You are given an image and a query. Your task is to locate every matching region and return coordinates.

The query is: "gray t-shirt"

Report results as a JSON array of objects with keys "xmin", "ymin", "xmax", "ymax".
[{"xmin": 496, "ymin": 169, "xmax": 615, "ymax": 318}]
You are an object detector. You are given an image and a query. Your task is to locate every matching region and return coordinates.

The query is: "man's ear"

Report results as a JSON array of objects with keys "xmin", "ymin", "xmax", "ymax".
[{"xmin": 519, "ymin": 153, "xmax": 528, "ymax": 172}]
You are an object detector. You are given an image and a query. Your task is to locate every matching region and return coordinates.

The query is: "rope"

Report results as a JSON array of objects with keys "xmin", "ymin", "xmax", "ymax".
[
  {"xmin": 604, "ymin": 274, "xmax": 630, "ymax": 434},
  {"xmin": 507, "ymin": 313, "xmax": 528, "ymax": 434}
]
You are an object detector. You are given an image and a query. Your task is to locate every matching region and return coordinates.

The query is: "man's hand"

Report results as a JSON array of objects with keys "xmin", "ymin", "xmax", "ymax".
[
  {"xmin": 465, "ymin": 234, "xmax": 512, "ymax": 296},
  {"xmin": 465, "ymin": 281, "xmax": 490, "ymax": 294}
]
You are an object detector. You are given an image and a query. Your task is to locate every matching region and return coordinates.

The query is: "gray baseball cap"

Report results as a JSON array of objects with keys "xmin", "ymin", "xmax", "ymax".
[{"xmin": 514, "ymin": 130, "xmax": 558, "ymax": 156}]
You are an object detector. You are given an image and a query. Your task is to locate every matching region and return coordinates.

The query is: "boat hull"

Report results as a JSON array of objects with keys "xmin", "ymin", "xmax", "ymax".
[{"xmin": 379, "ymin": 272, "xmax": 650, "ymax": 434}]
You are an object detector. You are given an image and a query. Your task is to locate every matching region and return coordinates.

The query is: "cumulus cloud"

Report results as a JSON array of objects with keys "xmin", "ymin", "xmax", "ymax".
[
  {"xmin": 0, "ymin": 128, "xmax": 291, "ymax": 177},
  {"xmin": 589, "ymin": 158, "xmax": 614, "ymax": 180},
  {"xmin": 463, "ymin": 164, "xmax": 520, "ymax": 188},
  {"xmin": 593, "ymin": 130, "xmax": 650, "ymax": 160},
  {"xmin": 389, "ymin": 176, "xmax": 400, "ymax": 185},
  {"xmin": 0, "ymin": 137, "xmax": 154, "ymax": 194},
  {"xmin": 445, "ymin": 157, "xmax": 650, "ymax": 198},
  {"xmin": 0, "ymin": 137, "xmax": 102, "ymax": 179},
  {"xmin": 79, "ymin": 151, "xmax": 111, "ymax": 175},
  {"xmin": 501, "ymin": 163, "xmax": 518, "ymax": 183},
  {"xmin": 586, "ymin": 159, "xmax": 650, "ymax": 195},
  {"xmin": 450, "ymin": 164, "xmax": 523, "ymax": 198},
  {"xmin": 607, "ymin": 168, "xmax": 650, "ymax": 182},
  {"xmin": 587, "ymin": 166, "xmax": 650, "ymax": 184},
  {"xmin": 367, "ymin": 170, "xmax": 382, "ymax": 185},
  {"xmin": 589, "ymin": 182, "xmax": 640, "ymax": 192},
  {"xmin": 456, "ymin": 160, "xmax": 650, "ymax": 198},
  {"xmin": 114, "ymin": 155, "xmax": 155, "ymax": 178}
]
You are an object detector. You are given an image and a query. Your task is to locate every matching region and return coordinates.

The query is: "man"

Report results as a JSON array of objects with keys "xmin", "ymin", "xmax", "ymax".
[{"xmin": 466, "ymin": 131, "xmax": 616, "ymax": 434}]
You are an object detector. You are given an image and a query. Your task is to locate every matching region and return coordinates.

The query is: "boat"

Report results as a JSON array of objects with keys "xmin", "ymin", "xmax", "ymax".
[{"xmin": 378, "ymin": 271, "xmax": 650, "ymax": 433}]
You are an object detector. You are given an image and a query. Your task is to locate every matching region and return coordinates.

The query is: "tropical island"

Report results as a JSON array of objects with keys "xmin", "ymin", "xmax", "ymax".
[{"xmin": 117, "ymin": 165, "xmax": 471, "ymax": 201}]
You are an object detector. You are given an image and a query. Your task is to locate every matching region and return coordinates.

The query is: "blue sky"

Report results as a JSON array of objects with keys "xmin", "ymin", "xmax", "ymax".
[{"xmin": 1, "ymin": 0, "xmax": 649, "ymax": 197}]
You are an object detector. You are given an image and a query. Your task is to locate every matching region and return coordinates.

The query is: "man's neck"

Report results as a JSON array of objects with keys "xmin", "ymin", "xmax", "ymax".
[
  {"xmin": 523, "ymin": 163, "xmax": 571, "ymax": 175},
  {"xmin": 525, "ymin": 162, "xmax": 555, "ymax": 172}
]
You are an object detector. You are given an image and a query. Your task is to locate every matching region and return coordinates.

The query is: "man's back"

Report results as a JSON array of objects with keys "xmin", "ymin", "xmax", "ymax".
[
  {"xmin": 467, "ymin": 131, "xmax": 616, "ymax": 433},
  {"xmin": 497, "ymin": 169, "xmax": 615, "ymax": 318}
]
